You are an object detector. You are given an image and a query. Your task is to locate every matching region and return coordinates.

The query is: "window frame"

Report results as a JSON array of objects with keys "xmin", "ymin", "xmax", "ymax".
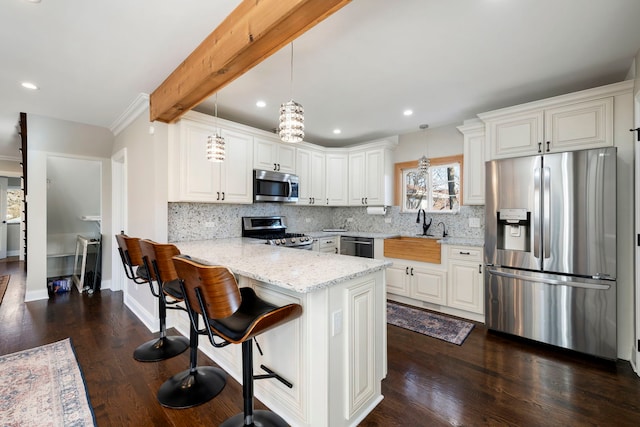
[{"xmin": 394, "ymin": 154, "xmax": 464, "ymax": 213}]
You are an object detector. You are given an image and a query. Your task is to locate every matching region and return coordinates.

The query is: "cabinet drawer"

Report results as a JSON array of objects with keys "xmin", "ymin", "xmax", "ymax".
[
  {"xmin": 448, "ymin": 246, "xmax": 483, "ymax": 261},
  {"xmin": 319, "ymin": 237, "xmax": 338, "ymax": 249}
]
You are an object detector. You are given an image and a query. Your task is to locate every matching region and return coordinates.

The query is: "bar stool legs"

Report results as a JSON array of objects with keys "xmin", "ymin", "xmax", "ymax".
[
  {"xmin": 133, "ymin": 288, "xmax": 189, "ymax": 362},
  {"xmin": 221, "ymin": 340, "xmax": 289, "ymax": 427},
  {"xmin": 157, "ymin": 315, "xmax": 226, "ymax": 408}
]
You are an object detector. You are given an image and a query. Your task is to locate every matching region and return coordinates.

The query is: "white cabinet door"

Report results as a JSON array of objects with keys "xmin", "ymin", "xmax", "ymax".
[
  {"xmin": 348, "ymin": 151, "xmax": 366, "ymax": 205},
  {"xmin": 386, "ymin": 264, "xmax": 410, "ymax": 297},
  {"xmin": 219, "ymin": 128, "xmax": 253, "ymax": 204},
  {"xmin": 447, "ymin": 260, "xmax": 483, "ymax": 314},
  {"xmin": 447, "ymin": 245, "xmax": 484, "ymax": 314},
  {"xmin": 254, "ymin": 137, "xmax": 296, "ymax": 173},
  {"xmin": 544, "ymin": 97, "xmax": 613, "ymax": 152},
  {"xmin": 461, "ymin": 127, "xmax": 485, "ymax": 205},
  {"xmin": 178, "ymin": 120, "xmax": 221, "ymax": 202},
  {"xmin": 410, "ymin": 265, "xmax": 447, "ymax": 305},
  {"xmin": 364, "ymin": 149, "xmax": 385, "ymax": 206},
  {"xmin": 296, "ymin": 147, "xmax": 325, "ymax": 205},
  {"xmin": 325, "ymin": 152, "xmax": 349, "ymax": 206},
  {"xmin": 487, "ymin": 110, "xmax": 544, "ymax": 159}
]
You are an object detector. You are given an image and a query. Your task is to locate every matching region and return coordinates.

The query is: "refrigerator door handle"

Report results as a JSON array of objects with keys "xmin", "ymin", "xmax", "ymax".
[
  {"xmin": 487, "ymin": 268, "xmax": 612, "ymax": 290},
  {"xmin": 543, "ymin": 167, "xmax": 551, "ymax": 259},
  {"xmin": 533, "ymin": 167, "xmax": 541, "ymax": 260}
]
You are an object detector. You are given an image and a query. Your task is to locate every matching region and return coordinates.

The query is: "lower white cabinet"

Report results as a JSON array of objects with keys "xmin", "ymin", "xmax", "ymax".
[
  {"xmin": 386, "ymin": 261, "xmax": 446, "ymax": 305},
  {"xmin": 447, "ymin": 246, "xmax": 484, "ymax": 314},
  {"xmin": 313, "ymin": 236, "xmax": 339, "ymax": 254}
]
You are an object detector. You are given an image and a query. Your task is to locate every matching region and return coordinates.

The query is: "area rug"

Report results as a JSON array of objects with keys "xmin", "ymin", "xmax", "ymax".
[
  {"xmin": 0, "ymin": 338, "xmax": 96, "ymax": 426},
  {"xmin": 387, "ymin": 301, "xmax": 474, "ymax": 345},
  {"xmin": 0, "ymin": 275, "xmax": 9, "ymax": 305}
]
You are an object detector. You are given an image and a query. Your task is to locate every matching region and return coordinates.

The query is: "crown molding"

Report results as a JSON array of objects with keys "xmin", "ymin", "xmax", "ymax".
[{"xmin": 110, "ymin": 93, "xmax": 149, "ymax": 136}]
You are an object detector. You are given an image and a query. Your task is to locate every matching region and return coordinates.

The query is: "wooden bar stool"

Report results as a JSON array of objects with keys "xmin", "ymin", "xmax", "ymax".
[
  {"xmin": 139, "ymin": 241, "xmax": 226, "ymax": 409},
  {"xmin": 114, "ymin": 233, "xmax": 188, "ymax": 362},
  {"xmin": 173, "ymin": 255, "xmax": 302, "ymax": 427}
]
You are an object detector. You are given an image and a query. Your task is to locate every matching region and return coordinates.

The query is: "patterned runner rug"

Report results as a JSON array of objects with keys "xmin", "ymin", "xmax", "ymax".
[
  {"xmin": 387, "ymin": 301, "xmax": 474, "ymax": 345},
  {"xmin": 0, "ymin": 338, "xmax": 95, "ymax": 426},
  {"xmin": 0, "ymin": 275, "xmax": 9, "ymax": 305}
]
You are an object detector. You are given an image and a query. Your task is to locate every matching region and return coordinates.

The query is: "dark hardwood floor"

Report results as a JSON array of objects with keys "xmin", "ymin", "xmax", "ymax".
[{"xmin": 2, "ymin": 259, "xmax": 640, "ymax": 426}]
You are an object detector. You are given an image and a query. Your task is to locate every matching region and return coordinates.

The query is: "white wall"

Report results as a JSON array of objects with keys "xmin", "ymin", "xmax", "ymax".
[
  {"xmin": 25, "ymin": 115, "xmax": 113, "ymax": 301},
  {"xmin": 112, "ymin": 109, "xmax": 169, "ymax": 331}
]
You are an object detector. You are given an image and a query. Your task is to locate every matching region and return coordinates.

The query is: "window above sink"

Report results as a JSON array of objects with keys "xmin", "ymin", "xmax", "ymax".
[{"xmin": 394, "ymin": 155, "xmax": 463, "ymax": 214}]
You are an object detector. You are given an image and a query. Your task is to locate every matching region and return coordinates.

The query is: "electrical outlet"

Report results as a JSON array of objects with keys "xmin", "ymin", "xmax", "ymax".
[
  {"xmin": 469, "ymin": 217, "xmax": 481, "ymax": 228},
  {"xmin": 385, "ymin": 218, "xmax": 392, "ymax": 224},
  {"xmin": 332, "ymin": 310, "xmax": 343, "ymax": 336},
  {"xmin": 205, "ymin": 222, "xmax": 216, "ymax": 228},
  {"xmin": 347, "ymin": 217, "xmax": 354, "ymax": 222},
  {"xmin": 305, "ymin": 218, "xmax": 311, "ymax": 223}
]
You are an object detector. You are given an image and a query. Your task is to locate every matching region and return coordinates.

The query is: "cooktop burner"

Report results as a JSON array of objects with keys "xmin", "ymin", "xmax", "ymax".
[{"xmin": 241, "ymin": 216, "xmax": 313, "ymax": 249}]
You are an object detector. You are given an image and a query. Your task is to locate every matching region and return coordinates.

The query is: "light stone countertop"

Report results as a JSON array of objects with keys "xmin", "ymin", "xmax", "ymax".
[
  {"xmin": 174, "ymin": 238, "xmax": 391, "ymax": 294},
  {"xmin": 307, "ymin": 231, "xmax": 400, "ymax": 239},
  {"xmin": 439, "ymin": 237, "xmax": 485, "ymax": 247}
]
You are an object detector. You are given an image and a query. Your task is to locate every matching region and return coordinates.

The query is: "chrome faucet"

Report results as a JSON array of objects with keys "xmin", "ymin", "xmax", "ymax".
[
  {"xmin": 416, "ymin": 209, "xmax": 432, "ymax": 236},
  {"xmin": 437, "ymin": 221, "xmax": 448, "ymax": 238}
]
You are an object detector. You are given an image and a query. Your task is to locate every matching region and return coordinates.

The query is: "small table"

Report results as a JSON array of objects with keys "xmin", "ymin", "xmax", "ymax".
[{"xmin": 72, "ymin": 235, "xmax": 101, "ymax": 293}]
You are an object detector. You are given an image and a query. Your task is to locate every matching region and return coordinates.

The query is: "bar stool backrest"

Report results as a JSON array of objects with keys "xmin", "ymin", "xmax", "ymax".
[
  {"xmin": 139, "ymin": 240, "xmax": 180, "ymax": 283},
  {"xmin": 115, "ymin": 234, "xmax": 144, "ymax": 268},
  {"xmin": 173, "ymin": 255, "xmax": 241, "ymax": 320}
]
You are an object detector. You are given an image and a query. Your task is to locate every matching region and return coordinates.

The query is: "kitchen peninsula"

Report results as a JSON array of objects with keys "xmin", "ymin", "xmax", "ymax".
[{"xmin": 173, "ymin": 238, "xmax": 391, "ymax": 427}]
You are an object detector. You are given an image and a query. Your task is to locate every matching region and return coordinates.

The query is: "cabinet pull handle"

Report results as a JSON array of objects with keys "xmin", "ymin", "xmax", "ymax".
[
  {"xmin": 479, "ymin": 264, "xmax": 482, "ymax": 274},
  {"xmin": 335, "ymin": 248, "xmax": 338, "ymax": 254},
  {"xmin": 546, "ymin": 141, "xmax": 550, "ymax": 152},
  {"xmin": 410, "ymin": 267, "xmax": 414, "ymax": 276},
  {"xmin": 405, "ymin": 267, "xmax": 409, "ymax": 275},
  {"xmin": 216, "ymin": 191, "xmax": 220, "ymax": 201},
  {"xmin": 326, "ymin": 198, "xmax": 329, "ymax": 205},
  {"xmin": 361, "ymin": 198, "xmax": 365, "ymax": 205},
  {"xmin": 537, "ymin": 142, "xmax": 542, "ymax": 153},
  {"xmin": 221, "ymin": 192, "xmax": 225, "ymax": 201},
  {"xmin": 312, "ymin": 197, "xmax": 315, "ymax": 204},
  {"xmin": 364, "ymin": 197, "xmax": 368, "ymax": 204},
  {"xmin": 460, "ymin": 251, "xmax": 470, "ymax": 255},
  {"xmin": 274, "ymin": 163, "xmax": 277, "ymax": 171}
]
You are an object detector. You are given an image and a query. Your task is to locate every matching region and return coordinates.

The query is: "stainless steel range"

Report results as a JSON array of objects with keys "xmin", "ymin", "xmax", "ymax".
[{"xmin": 242, "ymin": 216, "xmax": 313, "ymax": 249}]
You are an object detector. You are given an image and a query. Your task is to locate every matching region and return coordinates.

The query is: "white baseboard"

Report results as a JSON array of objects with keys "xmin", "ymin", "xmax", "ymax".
[
  {"xmin": 124, "ymin": 293, "xmax": 158, "ymax": 333},
  {"xmin": 24, "ymin": 288, "xmax": 49, "ymax": 302}
]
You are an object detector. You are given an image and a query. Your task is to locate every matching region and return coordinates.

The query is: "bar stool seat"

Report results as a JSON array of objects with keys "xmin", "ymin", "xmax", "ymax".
[{"xmin": 173, "ymin": 255, "xmax": 302, "ymax": 427}]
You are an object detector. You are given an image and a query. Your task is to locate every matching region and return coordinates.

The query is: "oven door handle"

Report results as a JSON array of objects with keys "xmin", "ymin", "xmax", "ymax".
[
  {"xmin": 287, "ymin": 180, "xmax": 293, "ymax": 198},
  {"xmin": 340, "ymin": 239, "xmax": 372, "ymax": 245}
]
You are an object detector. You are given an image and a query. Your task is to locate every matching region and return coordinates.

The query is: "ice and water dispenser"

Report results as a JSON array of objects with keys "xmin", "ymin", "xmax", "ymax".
[{"xmin": 496, "ymin": 208, "xmax": 530, "ymax": 252}]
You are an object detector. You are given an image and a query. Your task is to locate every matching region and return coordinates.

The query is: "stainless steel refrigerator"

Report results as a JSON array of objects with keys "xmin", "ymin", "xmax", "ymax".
[{"xmin": 485, "ymin": 147, "xmax": 617, "ymax": 359}]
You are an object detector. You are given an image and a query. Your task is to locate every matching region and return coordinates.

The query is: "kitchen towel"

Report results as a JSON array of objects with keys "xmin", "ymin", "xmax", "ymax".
[{"xmin": 366, "ymin": 206, "xmax": 387, "ymax": 215}]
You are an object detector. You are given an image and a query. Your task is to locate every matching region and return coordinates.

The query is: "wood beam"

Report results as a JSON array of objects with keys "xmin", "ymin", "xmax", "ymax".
[{"xmin": 150, "ymin": 0, "xmax": 351, "ymax": 123}]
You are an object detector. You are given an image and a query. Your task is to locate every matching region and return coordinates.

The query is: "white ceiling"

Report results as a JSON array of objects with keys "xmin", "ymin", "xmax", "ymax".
[{"xmin": 2, "ymin": 0, "xmax": 640, "ymax": 154}]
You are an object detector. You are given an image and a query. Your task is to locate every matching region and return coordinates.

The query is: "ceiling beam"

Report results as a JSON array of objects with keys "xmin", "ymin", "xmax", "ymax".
[{"xmin": 150, "ymin": 0, "xmax": 351, "ymax": 123}]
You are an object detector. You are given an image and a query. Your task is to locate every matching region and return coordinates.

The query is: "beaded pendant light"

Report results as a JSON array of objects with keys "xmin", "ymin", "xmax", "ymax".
[
  {"xmin": 206, "ymin": 93, "xmax": 225, "ymax": 162},
  {"xmin": 417, "ymin": 124, "xmax": 430, "ymax": 176},
  {"xmin": 279, "ymin": 42, "xmax": 304, "ymax": 143}
]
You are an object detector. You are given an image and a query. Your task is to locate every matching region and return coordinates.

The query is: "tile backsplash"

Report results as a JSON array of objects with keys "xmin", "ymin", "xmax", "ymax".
[{"xmin": 168, "ymin": 203, "xmax": 484, "ymax": 242}]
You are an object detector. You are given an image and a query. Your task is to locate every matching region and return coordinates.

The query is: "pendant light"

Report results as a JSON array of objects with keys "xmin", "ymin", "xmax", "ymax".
[
  {"xmin": 417, "ymin": 124, "xmax": 430, "ymax": 176},
  {"xmin": 279, "ymin": 42, "xmax": 304, "ymax": 143},
  {"xmin": 206, "ymin": 93, "xmax": 225, "ymax": 162}
]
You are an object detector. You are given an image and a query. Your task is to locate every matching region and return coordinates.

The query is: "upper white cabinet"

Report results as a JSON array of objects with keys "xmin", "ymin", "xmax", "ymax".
[
  {"xmin": 457, "ymin": 119, "xmax": 485, "ymax": 205},
  {"xmin": 168, "ymin": 115, "xmax": 253, "ymax": 203},
  {"xmin": 325, "ymin": 151, "xmax": 349, "ymax": 206},
  {"xmin": 477, "ymin": 82, "xmax": 634, "ymax": 160},
  {"xmin": 254, "ymin": 137, "xmax": 296, "ymax": 173},
  {"xmin": 348, "ymin": 143, "xmax": 395, "ymax": 206},
  {"xmin": 296, "ymin": 147, "xmax": 325, "ymax": 205}
]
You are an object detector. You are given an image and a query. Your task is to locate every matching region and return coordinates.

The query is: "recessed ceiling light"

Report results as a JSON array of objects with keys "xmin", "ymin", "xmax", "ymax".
[
  {"xmin": 403, "ymin": 109, "xmax": 413, "ymax": 116},
  {"xmin": 333, "ymin": 129, "xmax": 342, "ymax": 135},
  {"xmin": 21, "ymin": 82, "xmax": 39, "ymax": 90},
  {"xmin": 25, "ymin": 0, "xmax": 42, "ymax": 3},
  {"xmin": 256, "ymin": 100, "xmax": 266, "ymax": 108}
]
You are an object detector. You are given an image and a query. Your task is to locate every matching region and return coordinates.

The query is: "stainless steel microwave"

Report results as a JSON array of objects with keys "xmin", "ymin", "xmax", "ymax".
[{"xmin": 253, "ymin": 169, "xmax": 299, "ymax": 203}]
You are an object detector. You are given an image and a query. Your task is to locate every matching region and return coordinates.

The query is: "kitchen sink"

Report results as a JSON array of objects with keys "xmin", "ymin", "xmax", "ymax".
[{"xmin": 383, "ymin": 236, "xmax": 441, "ymax": 264}]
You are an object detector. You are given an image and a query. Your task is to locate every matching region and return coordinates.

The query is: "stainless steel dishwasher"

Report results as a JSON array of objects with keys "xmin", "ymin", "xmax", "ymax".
[{"xmin": 340, "ymin": 236, "xmax": 374, "ymax": 258}]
